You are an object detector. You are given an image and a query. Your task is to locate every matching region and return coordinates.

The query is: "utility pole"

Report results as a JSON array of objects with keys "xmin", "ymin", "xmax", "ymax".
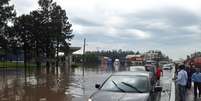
[
  {"xmin": 82, "ymin": 38, "xmax": 86, "ymax": 77},
  {"xmin": 81, "ymin": 38, "xmax": 86, "ymax": 97}
]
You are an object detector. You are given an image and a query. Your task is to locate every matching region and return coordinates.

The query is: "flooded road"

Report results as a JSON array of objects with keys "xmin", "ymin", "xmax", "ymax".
[
  {"xmin": 0, "ymin": 65, "xmax": 173, "ymax": 101},
  {"xmin": 160, "ymin": 69, "xmax": 174, "ymax": 101},
  {"xmin": 0, "ymin": 65, "xmax": 117, "ymax": 101}
]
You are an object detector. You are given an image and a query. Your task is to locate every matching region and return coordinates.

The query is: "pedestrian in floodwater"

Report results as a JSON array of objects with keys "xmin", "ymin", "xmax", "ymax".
[
  {"xmin": 156, "ymin": 64, "xmax": 163, "ymax": 85},
  {"xmin": 191, "ymin": 68, "xmax": 201, "ymax": 100},
  {"xmin": 113, "ymin": 59, "xmax": 120, "ymax": 71},
  {"xmin": 176, "ymin": 65, "xmax": 188, "ymax": 101}
]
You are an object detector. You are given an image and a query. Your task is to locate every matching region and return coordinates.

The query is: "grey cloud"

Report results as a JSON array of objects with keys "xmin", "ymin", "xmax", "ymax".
[
  {"xmin": 134, "ymin": 7, "xmax": 200, "ymax": 26},
  {"xmin": 119, "ymin": 6, "xmax": 201, "ymax": 32},
  {"xmin": 13, "ymin": 0, "xmax": 38, "ymax": 16},
  {"xmin": 72, "ymin": 17, "xmax": 102, "ymax": 27},
  {"xmin": 147, "ymin": 30, "xmax": 200, "ymax": 48},
  {"xmin": 71, "ymin": 5, "xmax": 201, "ymax": 59},
  {"xmin": 109, "ymin": 6, "xmax": 201, "ymax": 47},
  {"xmin": 15, "ymin": 0, "xmax": 35, "ymax": 7}
]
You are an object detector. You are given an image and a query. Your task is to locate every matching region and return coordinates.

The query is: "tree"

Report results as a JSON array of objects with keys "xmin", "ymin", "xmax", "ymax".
[
  {"xmin": 13, "ymin": 0, "xmax": 74, "ymax": 70},
  {"xmin": 136, "ymin": 51, "xmax": 140, "ymax": 55},
  {"xmin": 0, "ymin": 0, "xmax": 15, "ymax": 31},
  {"xmin": 29, "ymin": 11, "xmax": 46, "ymax": 68},
  {"xmin": 0, "ymin": 0, "xmax": 16, "ymax": 60},
  {"xmin": 50, "ymin": 2, "xmax": 73, "ymax": 67},
  {"xmin": 14, "ymin": 14, "xmax": 35, "ymax": 68},
  {"xmin": 37, "ymin": 0, "xmax": 74, "ymax": 67}
]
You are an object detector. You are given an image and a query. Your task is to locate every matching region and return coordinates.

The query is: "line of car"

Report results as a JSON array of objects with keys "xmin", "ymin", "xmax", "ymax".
[
  {"xmin": 162, "ymin": 64, "xmax": 173, "ymax": 70},
  {"xmin": 88, "ymin": 64, "xmax": 163, "ymax": 101}
]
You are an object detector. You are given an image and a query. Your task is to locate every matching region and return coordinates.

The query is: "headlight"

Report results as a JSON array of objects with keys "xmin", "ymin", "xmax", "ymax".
[{"xmin": 88, "ymin": 98, "xmax": 92, "ymax": 101}]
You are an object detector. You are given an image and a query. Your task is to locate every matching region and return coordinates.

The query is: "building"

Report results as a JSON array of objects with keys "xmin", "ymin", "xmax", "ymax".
[
  {"xmin": 64, "ymin": 47, "xmax": 81, "ymax": 66},
  {"xmin": 126, "ymin": 54, "xmax": 144, "ymax": 66},
  {"xmin": 185, "ymin": 52, "xmax": 201, "ymax": 67},
  {"xmin": 144, "ymin": 50, "xmax": 162, "ymax": 61}
]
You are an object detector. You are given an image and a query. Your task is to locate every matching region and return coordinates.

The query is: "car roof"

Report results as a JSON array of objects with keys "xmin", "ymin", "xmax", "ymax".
[
  {"xmin": 112, "ymin": 71, "xmax": 149, "ymax": 77},
  {"xmin": 130, "ymin": 66, "xmax": 145, "ymax": 68},
  {"xmin": 163, "ymin": 64, "xmax": 171, "ymax": 66},
  {"xmin": 130, "ymin": 66, "xmax": 146, "ymax": 71}
]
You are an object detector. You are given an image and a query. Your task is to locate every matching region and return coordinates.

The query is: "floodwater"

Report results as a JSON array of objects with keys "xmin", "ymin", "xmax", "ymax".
[{"xmin": 0, "ymin": 64, "xmax": 121, "ymax": 101}]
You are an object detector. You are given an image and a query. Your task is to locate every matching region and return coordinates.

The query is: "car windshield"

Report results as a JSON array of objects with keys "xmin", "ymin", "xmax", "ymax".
[{"xmin": 101, "ymin": 75, "xmax": 149, "ymax": 93}]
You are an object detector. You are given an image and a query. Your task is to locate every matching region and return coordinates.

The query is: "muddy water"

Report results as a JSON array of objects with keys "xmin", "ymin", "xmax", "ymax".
[{"xmin": 0, "ymin": 65, "xmax": 122, "ymax": 101}]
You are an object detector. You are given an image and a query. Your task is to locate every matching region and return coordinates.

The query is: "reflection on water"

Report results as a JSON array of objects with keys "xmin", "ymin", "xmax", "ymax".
[{"xmin": 0, "ymin": 64, "xmax": 125, "ymax": 101}]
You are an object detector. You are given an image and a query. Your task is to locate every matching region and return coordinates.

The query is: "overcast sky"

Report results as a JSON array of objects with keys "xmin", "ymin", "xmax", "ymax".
[{"xmin": 11, "ymin": 0, "xmax": 201, "ymax": 60}]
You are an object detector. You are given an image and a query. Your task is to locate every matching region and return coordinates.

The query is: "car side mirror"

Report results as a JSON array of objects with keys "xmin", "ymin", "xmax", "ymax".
[
  {"xmin": 95, "ymin": 84, "xmax": 101, "ymax": 89},
  {"xmin": 154, "ymin": 86, "xmax": 162, "ymax": 92}
]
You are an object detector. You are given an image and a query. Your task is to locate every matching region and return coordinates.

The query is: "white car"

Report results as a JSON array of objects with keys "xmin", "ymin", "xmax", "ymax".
[
  {"xmin": 129, "ymin": 66, "xmax": 146, "ymax": 71},
  {"xmin": 162, "ymin": 64, "xmax": 172, "ymax": 70}
]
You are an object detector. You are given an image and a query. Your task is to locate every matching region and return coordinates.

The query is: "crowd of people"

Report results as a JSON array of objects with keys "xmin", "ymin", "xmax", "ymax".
[{"xmin": 175, "ymin": 64, "xmax": 201, "ymax": 101}]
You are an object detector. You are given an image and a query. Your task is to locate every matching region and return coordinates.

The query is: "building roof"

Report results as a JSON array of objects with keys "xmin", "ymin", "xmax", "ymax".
[
  {"xmin": 126, "ymin": 55, "xmax": 142, "ymax": 58},
  {"xmin": 69, "ymin": 47, "xmax": 81, "ymax": 53}
]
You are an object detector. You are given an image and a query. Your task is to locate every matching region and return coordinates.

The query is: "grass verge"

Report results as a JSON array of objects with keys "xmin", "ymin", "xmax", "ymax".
[{"xmin": 0, "ymin": 61, "xmax": 37, "ymax": 68}]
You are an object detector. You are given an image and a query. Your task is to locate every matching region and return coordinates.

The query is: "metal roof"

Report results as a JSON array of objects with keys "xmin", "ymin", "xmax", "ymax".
[{"xmin": 69, "ymin": 47, "xmax": 81, "ymax": 53}]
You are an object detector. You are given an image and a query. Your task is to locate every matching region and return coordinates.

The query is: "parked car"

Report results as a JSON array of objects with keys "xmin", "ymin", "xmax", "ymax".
[
  {"xmin": 130, "ymin": 66, "xmax": 156, "ymax": 86},
  {"xmin": 145, "ymin": 60, "xmax": 157, "ymax": 66},
  {"xmin": 129, "ymin": 66, "xmax": 146, "ymax": 71},
  {"xmin": 88, "ymin": 71, "xmax": 162, "ymax": 101},
  {"xmin": 162, "ymin": 64, "xmax": 172, "ymax": 70}
]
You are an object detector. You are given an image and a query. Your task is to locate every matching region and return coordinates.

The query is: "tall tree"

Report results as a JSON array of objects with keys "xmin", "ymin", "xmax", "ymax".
[
  {"xmin": 50, "ymin": 2, "xmax": 73, "ymax": 67},
  {"xmin": 0, "ymin": 0, "xmax": 15, "ymax": 55},
  {"xmin": 14, "ymin": 15, "xmax": 35, "ymax": 68},
  {"xmin": 37, "ymin": 0, "xmax": 74, "ymax": 68},
  {"xmin": 13, "ymin": 0, "xmax": 74, "ymax": 69},
  {"xmin": 30, "ymin": 11, "xmax": 46, "ymax": 68}
]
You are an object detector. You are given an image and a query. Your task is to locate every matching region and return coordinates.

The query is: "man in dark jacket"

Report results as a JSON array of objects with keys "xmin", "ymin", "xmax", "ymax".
[{"xmin": 186, "ymin": 64, "xmax": 196, "ymax": 89}]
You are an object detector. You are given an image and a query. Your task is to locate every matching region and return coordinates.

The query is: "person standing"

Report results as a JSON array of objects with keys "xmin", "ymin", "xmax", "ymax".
[
  {"xmin": 156, "ymin": 65, "xmax": 163, "ymax": 86},
  {"xmin": 186, "ymin": 64, "xmax": 195, "ymax": 89},
  {"xmin": 176, "ymin": 65, "xmax": 188, "ymax": 101},
  {"xmin": 113, "ymin": 59, "xmax": 120, "ymax": 71},
  {"xmin": 156, "ymin": 65, "xmax": 163, "ymax": 80},
  {"xmin": 191, "ymin": 68, "xmax": 201, "ymax": 99}
]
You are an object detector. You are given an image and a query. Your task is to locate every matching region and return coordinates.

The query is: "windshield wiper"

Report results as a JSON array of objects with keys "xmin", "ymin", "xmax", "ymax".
[
  {"xmin": 121, "ymin": 82, "xmax": 143, "ymax": 93},
  {"xmin": 112, "ymin": 80, "xmax": 125, "ymax": 92}
]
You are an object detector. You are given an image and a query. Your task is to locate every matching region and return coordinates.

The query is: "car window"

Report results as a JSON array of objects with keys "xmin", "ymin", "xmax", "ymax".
[{"xmin": 101, "ymin": 75, "xmax": 149, "ymax": 93}]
